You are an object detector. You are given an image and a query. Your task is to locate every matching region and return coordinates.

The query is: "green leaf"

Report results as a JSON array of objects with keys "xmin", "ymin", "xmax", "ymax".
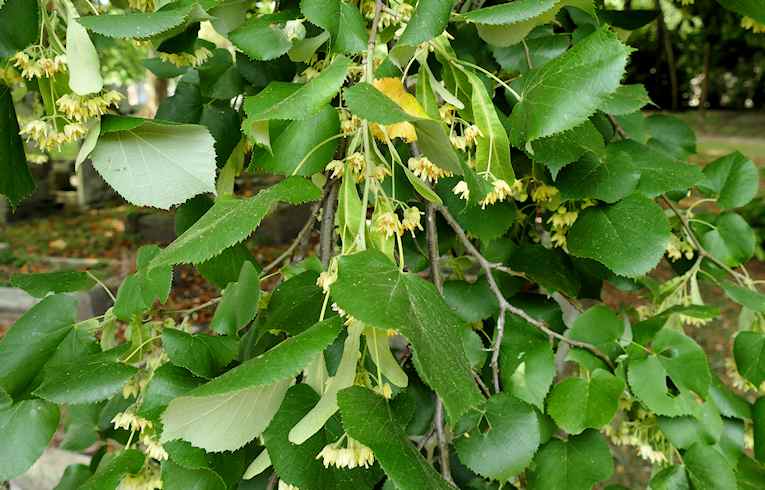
[
  {"xmin": 547, "ymin": 369, "xmax": 624, "ymax": 434},
  {"xmin": 567, "ymin": 193, "xmax": 671, "ymax": 277},
  {"xmin": 527, "ymin": 430, "xmax": 613, "ymax": 490},
  {"xmin": 628, "ymin": 357, "xmax": 696, "ymax": 417},
  {"xmin": 455, "ymin": 393, "xmax": 540, "ymax": 481},
  {"xmin": 61, "ymin": 404, "xmax": 102, "ymax": 451},
  {"xmin": 398, "ymin": 0, "xmax": 453, "ymax": 46},
  {"xmin": 716, "ymin": 0, "xmax": 765, "ymax": 25},
  {"xmin": 568, "ymin": 305, "xmax": 623, "ymax": 352},
  {"xmin": 700, "ymin": 212, "xmax": 756, "ymax": 267},
  {"xmin": 80, "ymin": 449, "xmax": 145, "ymax": 490},
  {"xmin": 475, "ymin": 6, "xmax": 560, "ymax": 47},
  {"xmin": 466, "ymin": 71, "xmax": 514, "ymax": 182},
  {"xmin": 0, "ymin": 294, "xmax": 76, "ymax": 397},
  {"xmin": 413, "ymin": 119, "xmax": 463, "ymax": 174},
  {"xmin": 0, "ymin": 400, "xmax": 60, "ymax": 480},
  {"xmin": 649, "ymin": 464, "xmax": 690, "ymax": 490},
  {"xmin": 645, "ymin": 114, "xmax": 696, "ymax": 160},
  {"xmin": 653, "ymin": 327, "xmax": 711, "ymax": 397},
  {"xmin": 244, "ymin": 56, "xmax": 350, "ymax": 121},
  {"xmin": 609, "ymin": 140, "xmax": 703, "ymax": 197},
  {"xmin": 161, "ymin": 459, "xmax": 227, "ymax": 490},
  {"xmin": 657, "ymin": 401, "xmax": 723, "ymax": 450},
  {"xmin": 338, "ymin": 386, "xmax": 455, "ymax": 490},
  {"xmin": 332, "ymin": 251, "xmax": 484, "ymax": 420},
  {"xmin": 88, "ymin": 116, "xmax": 217, "ymax": 209},
  {"xmin": 300, "ymin": 0, "xmax": 368, "ymax": 53},
  {"xmin": 175, "ymin": 195, "xmax": 257, "ymax": 289},
  {"xmin": 114, "ymin": 245, "xmax": 173, "ymax": 320},
  {"xmin": 0, "ymin": 85, "xmax": 35, "ymax": 207},
  {"xmin": 229, "ymin": 12, "xmax": 295, "ymax": 61},
  {"xmin": 344, "ymin": 83, "xmax": 419, "ymax": 124},
  {"xmin": 737, "ymin": 457, "xmax": 765, "ymax": 490},
  {"xmin": 442, "ymin": 278, "xmax": 500, "ymax": 323},
  {"xmin": 722, "ymin": 282, "xmax": 765, "ymax": 313},
  {"xmin": 698, "ymin": 151, "xmax": 759, "ymax": 209},
  {"xmin": 33, "ymin": 350, "xmax": 138, "ymax": 404},
  {"xmin": 161, "ymin": 317, "xmax": 342, "ymax": 451},
  {"xmin": 210, "ymin": 262, "xmax": 260, "ymax": 336},
  {"xmin": 556, "ymin": 149, "xmax": 639, "ymax": 203},
  {"xmin": 10, "ymin": 271, "xmax": 95, "ymax": 298},
  {"xmin": 684, "ymin": 443, "xmax": 737, "ymax": 490},
  {"xmin": 0, "ymin": 0, "xmax": 39, "ymax": 56},
  {"xmin": 263, "ymin": 384, "xmax": 381, "ymax": 489},
  {"xmin": 257, "ymin": 105, "xmax": 340, "ymax": 176},
  {"xmin": 510, "ymin": 27, "xmax": 631, "ymax": 145},
  {"xmin": 78, "ymin": 4, "xmax": 197, "ymax": 39},
  {"xmin": 258, "ymin": 271, "xmax": 326, "ymax": 336},
  {"xmin": 499, "ymin": 315, "xmax": 555, "ymax": 409},
  {"xmin": 162, "ymin": 329, "xmax": 238, "ymax": 379},
  {"xmin": 65, "ymin": 1, "xmax": 103, "ymax": 95},
  {"xmin": 492, "ymin": 30, "xmax": 570, "ymax": 74},
  {"xmin": 734, "ymin": 331, "xmax": 765, "ymax": 387},
  {"xmin": 508, "ymin": 243, "xmax": 581, "ymax": 297},
  {"xmin": 138, "ymin": 364, "xmax": 204, "ymax": 422},
  {"xmin": 462, "ymin": 0, "xmax": 558, "ymax": 25},
  {"xmin": 533, "ymin": 120, "xmax": 605, "ymax": 178},
  {"xmin": 54, "ymin": 464, "xmax": 93, "ymax": 490},
  {"xmin": 151, "ymin": 177, "xmax": 321, "ymax": 268},
  {"xmin": 598, "ymin": 84, "xmax": 652, "ymax": 115},
  {"xmin": 436, "ymin": 177, "xmax": 517, "ymax": 242}
]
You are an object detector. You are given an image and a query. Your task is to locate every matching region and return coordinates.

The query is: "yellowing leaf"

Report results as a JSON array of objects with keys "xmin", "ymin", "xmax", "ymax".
[{"xmin": 370, "ymin": 77, "xmax": 427, "ymax": 142}]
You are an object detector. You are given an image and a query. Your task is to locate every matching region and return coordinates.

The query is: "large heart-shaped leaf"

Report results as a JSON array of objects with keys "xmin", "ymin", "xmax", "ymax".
[
  {"xmin": 698, "ymin": 151, "xmax": 759, "ymax": 209},
  {"xmin": 567, "ymin": 193, "xmax": 671, "ymax": 277},
  {"xmin": 0, "ymin": 400, "xmax": 59, "ymax": 480},
  {"xmin": 546, "ymin": 369, "xmax": 624, "ymax": 434},
  {"xmin": 509, "ymin": 27, "xmax": 631, "ymax": 145},
  {"xmin": 527, "ymin": 430, "xmax": 613, "ymax": 490},
  {"xmin": 455, "ymin": 393, "xmax": 540, "ymax": 481}
]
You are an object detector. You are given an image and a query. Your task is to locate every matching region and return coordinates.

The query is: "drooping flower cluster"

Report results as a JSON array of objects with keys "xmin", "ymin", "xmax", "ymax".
[
  {"xmin": 158, "ymin": 47, "xmax": 213, "ymax": 68},
  {"xmin": 407, "ymin": 156, "xmax": 452, "ymax": 183},
  {"xmin": 605, "ymin": 402, "xmax": 673, "ymax": 466},
  {"xmin": 548, "ymin": 206, "xmax": 579, "ymax": 248},
  {"xmin": 317, "ymin": 436, "xmax": 375, "ymax": 470},
  {"xmin": 12, "ymin": 50, "xmax": 67, "ymax": 80},
  {"xmin": 665, "ymin": 234, "xmax": 695, "ymax": 261}
]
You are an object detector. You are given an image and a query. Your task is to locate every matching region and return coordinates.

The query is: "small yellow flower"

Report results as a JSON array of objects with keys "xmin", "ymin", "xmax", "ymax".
[
  {"xmin": 346, "ymin": 152, "xmax": 366, "ymax": 176},
  {"xmin": 316, "ymin": 270, "xmax": 337, "ymax": 293},
  {"xmin": 407, "ymin": 156, "xmax": 452, "ymax": 183},
  {"xmin": 20, "ymin": 120, "xmax": 49, "ymax": 142},
  {"xmin": 463, "ymin": 125, "xmax": 481, "ymax": 146},
  {"xmin": 375, "ymin": 383, "xmax": 393, "ymax": 399},
  {"xmin": 531, "ymin": 184, "xmax": 559, "ymax": 203},
  {"xmin": 111, "ymin": 411, "xmax": 152, "ymax": 432},
  {"xmin": 140, "ymin": 434, "xmax": 168, "ymax": 461},
  {"xmin": 548, "ymin": 207, "xmax": 578, "ymax": 230},
  {"xmin": 479, "ymin": 179, "xmax": 515, "ymax": 208},
  {"xmin": 551, "ymin": 230, "xmax": 567, "ymax": 248},
  {"xmin": 439, "ymin": 104, "xmax": 456, "ymax": 125},
  {"xmin": 375, "ymin": 211, "xmax": 402, "ymax": 238},
  {"xmin": 401, "ymin": 206, "xmax": 423, "ymax": 235},
  {"xmin": 452, "ymin": 180, "xmax": 470, "ymax": 201},
  {"xmin": 317, "ymin": 437, "xmax": 375, "ymax": 469},
  {"xmin": 128, "ymin": 0, "xmax": 155, "ymax": 11},
  {"xmin": 450, "ymin": 134, "xmax": 467, "ymax": 151},
  {"xmin": 742, "ymin": 17, "xmax": 765, "ymax": 33},
  {"xmin": 325, "ymin": 160, "xmax": 344, "ymax": 179}
]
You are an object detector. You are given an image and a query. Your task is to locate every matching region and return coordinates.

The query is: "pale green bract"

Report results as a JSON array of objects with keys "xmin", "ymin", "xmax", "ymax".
[{"xmin": 86, "ymin": 118, "xmax": 217, "ymax": 209}]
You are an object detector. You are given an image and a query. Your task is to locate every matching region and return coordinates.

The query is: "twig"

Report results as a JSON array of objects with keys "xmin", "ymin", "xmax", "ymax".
[
  {"xmin": 261, "ymin": 201, "xmax": 321, "ymax": 275},
  {"xmin": 435, "ymin": 400, "xmax": 453, "ymax": 484},
  {"xmin": 660, "ymin": 195, "xmax": 746, "ymax": 285},
  {"xmin": 365, "ymin": 0, "xmax": 384, "ymax": 83},
  {"xmin": 437, "ymin": 205, "xmax": 615, "ymax": 380},
  {"xmin": 426, "ymin": 203, "xmax": 452, "ymax": 483},
  {"xmin": 608, "ymin": 114, "xmax": 628, "ymax": 139},
  {"xmin": 86, "ymin": 270, "xmax": 116, "ymax": 303},
  {"xmin": 426, "ymin": 204, "xmax": 443, "ymax": 293},
  {"xmin": 320, "ymin": 180, "xmax": 340, "ymax": 268}
]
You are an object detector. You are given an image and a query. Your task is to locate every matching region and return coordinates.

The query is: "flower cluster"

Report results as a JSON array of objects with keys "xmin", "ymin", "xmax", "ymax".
[
  {"xmin": 531, "ymin": 184, "xmax": 559, "ymax": 204},
  {"xmin": 374, "ymin": 206, "xmax": 422, "ymax": 238},
  {"xmin": 140, "ymin": 433, "xmax": 168, "ymax": 461},
  {"xmin": 449, "ymin": 125, "xmax": 481, "ymax": 151},
  {"xmin": 128, "ymin": 0, "xmax": 154, "ymax": 11},
  {"xmin": 57, "ymin": 91, "xmax": 123, "ymax": 121},
  {"xmin": 112, "ymin": 411, "xmax": 153, "ymax": 433},
  {"xmin": 605, "ymin": 404, "xmax": 673, "ymax": 466},
  {"xmin": 407, "ymin": 156, "xmax": 452, "ymax": 183},
  {"xmin": 339, "ymin": 109, "xmax": 362, "ymax": 136},
  {"xmin": 317, "ymin": 436, "xmax": 375, "ymax": 470},
  {"xmin": 742, "ymin": 16, "xmax": 765, "ymax": 33},
  {"xmin": 665, "ymin": 234, "xmax": 695, "ymax": 261},
  {"xmin": 12, "ymin": 51, "xmax": 67, "ymax": 80},
  {"xmin": 477, "ymin": 178, "xmax": 527, "ymax": 208},
  {"xmin": 158, "ymin": 47, "xmax": 213, "ymax": 68},
  {"xmin": 118, "ymin": 465, "xmax": 162, "ymax": 490},
  {"xmin": 19, "ymin": 120, "xmax": 87, "ymax": 152},
  {"xmin": 548, "ymin": 206, "xmax": 578, "ymax": 248}
]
